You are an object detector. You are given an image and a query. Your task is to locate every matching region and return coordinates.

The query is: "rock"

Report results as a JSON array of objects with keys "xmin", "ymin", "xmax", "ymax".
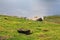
[
  {"xmin": 4, "ymin": 18, "xmax": 8, "ymax": 20},
  {"xmin": 36, "ymin": 18, "xmax": 43, "ymax": 21},
  {"xmin": 17, "ymin": 29, "xmax": 32, "ymax": 35}
]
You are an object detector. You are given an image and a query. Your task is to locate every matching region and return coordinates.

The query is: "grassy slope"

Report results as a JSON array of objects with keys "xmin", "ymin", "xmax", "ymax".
[
  {"xmin": 44, "ymin": 15, "xmax": 60, "ymax": 24},
  {"xmin": 0, "ymin": 15, "xmax": 60, "ymax": 40}
]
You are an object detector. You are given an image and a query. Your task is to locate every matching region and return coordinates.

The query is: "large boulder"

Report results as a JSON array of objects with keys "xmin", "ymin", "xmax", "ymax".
[
  {"xmin": 28, "ymin": 16, "xmax": 43, "ymax": 21},
  {"xmin": 17, "ymin": 29, "xmax": 32, "ymax": 35},
  {"xmin": 36, "ymin": 18, "xmax": 43, "ymax": 21}
]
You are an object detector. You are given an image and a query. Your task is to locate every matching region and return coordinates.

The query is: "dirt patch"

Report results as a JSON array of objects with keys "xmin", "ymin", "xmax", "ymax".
[
  {"xmin": 0, "ymin": 35, "xmax": 12, "ymax": 40},
  {"xmin": 43, "ymin": 29, "xmax": 48, "ymax": 32}
]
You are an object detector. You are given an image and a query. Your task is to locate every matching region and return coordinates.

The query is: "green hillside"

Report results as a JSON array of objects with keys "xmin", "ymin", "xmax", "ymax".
[
  {"xmin": 44, "ymin": 15, "xmax": 60, "ymax": 24},
  {"xmin": 0, "ymin": 15, "xmax": 60, "ymax": 40}
]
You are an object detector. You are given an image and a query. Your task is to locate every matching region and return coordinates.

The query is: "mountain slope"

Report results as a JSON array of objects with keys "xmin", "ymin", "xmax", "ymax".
[{"xmin": 0, "ymin": 15, "xmax": 60, "ymax": 40}]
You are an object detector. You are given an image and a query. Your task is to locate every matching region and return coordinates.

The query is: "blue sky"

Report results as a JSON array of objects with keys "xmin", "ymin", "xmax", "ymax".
[{"xmin": 0, "ymin": 0, "xmax": 60, "ymax": 17}]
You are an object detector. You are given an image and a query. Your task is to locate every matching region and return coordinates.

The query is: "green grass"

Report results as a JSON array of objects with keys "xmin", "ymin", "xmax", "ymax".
[
  {"xmin": 0, "ymin": 15, "xmax": 60, "ymax": 40},
  {"xmin": 44, "ymin": 15, "xmax": 60, "ymax": 24}
]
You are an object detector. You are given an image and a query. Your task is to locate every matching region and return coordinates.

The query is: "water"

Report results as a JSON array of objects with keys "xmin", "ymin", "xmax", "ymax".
[{"xmin": 0, "ymin": 0, "xmax": 60, "ymax": 18}]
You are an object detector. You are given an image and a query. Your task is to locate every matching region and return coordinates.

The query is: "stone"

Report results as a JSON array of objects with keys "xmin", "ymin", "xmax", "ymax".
[
  {"xmin": 17, "ymin": 29, "xmax": 32, "ymax": 35},
  {"xmin": 36, "ymin": 18, "xmax": 43, "ymax": 21}
]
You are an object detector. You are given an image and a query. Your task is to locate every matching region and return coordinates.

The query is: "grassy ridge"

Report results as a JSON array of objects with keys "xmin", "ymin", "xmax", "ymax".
[
  {"xmin": 44, "ymin": 15, "xmax": 60, "ymax": 24},
  {"xmin": 0, "ymin": 15, "xmax": 60, "ymax": 40}
]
